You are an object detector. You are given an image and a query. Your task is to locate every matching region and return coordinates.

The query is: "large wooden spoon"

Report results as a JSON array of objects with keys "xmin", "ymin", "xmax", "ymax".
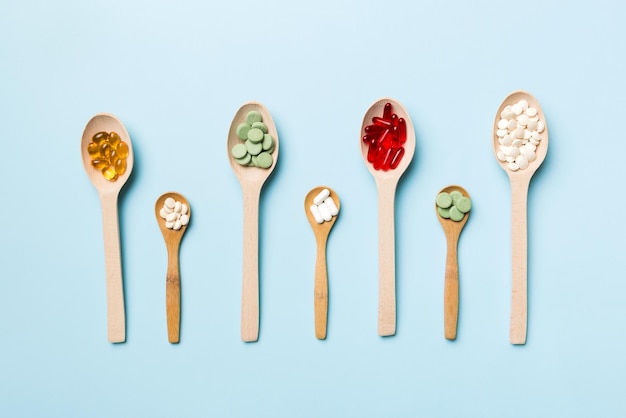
[
  {"xmin": 304, "ymin": 186, "xmax": 340, "ymax": 340},
  {"xmin": 360, "ymin": 98, "xmax": 416, "ymax": 336},
  {"xmin": 81, "ymin": 113, "xmax": 134, "ymax": 343},
  {"xmin": 155, "ymin": 192, "xmax": 191, "ymax": 344},
  {"xmin": 436, "ymin": 185, "xmax": 470, "ymax": 340},
  {"xmin": 227, "ymin": 101, "xmax": 279, "ymax": 342},
  {"xmin": 492, "ymin": 90, "xmax": 548, "ymax": 344}
]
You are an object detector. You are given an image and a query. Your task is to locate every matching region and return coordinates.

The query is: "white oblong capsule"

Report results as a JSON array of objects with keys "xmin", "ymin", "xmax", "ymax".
[
  {"xmin": 310, "ymin": 205, "xmax": 323, "ymax": 224},
  {"xmin": 313, "ymin": 189, "xmax": 330, "ymax": 205},
  {"xmin": 318, "ymin": 202, "xmax": 332, "ymax": 221},
  {"xmin": 324, "ymin": 196, "xmax": 339, "ymax": 216}
]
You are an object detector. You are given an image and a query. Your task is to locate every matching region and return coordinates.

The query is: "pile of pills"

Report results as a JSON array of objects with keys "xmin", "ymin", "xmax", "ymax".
[
  {"xmin": 309, "ymin": 188, "xmax": 339, "ymax": 224},
  {"xmin": 87, "ymin": 131, "xmax": 129, "ymax": 181},
  {"xmin": 159, "ymin": 197, "xmax": 190, "ymax": 230},
  {"xmin": 495, "ymin": 99, "xmax": 545, "ymax": 172},
  {"xmin": 231, "ymin": 110, "xmax": 276, "ymax": 169},
  {"xmin": 362, "ymin": 103, "xmax": 406, "ymax": 171},
  {"xmin": 436, "ymin": 190, "xmax": 471, "ymax": 222}
]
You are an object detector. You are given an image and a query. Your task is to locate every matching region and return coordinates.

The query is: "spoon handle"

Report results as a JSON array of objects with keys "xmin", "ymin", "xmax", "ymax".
[
  {"xmin": 241, "ymin": 184, "xmax": 261, "ymax": 342},
  {"xmin": 166, "ymin": 244, "xmax": 181, "ymax": 343},
  {"xmin": 444, "ymin": 236, "xmax": 459, "ymax": 340},
  {"xmin": 99, "ymin": 192, "xmax": 125, "ymax": 343},
  {"xmin": 376, "ymin": 180, "xmax": 397, "ymax": 336},
  {"xmin": 510, "ymin": 177, "xmax": 531, "ymax": 344},
  {"xmin": 314, "ymin": 235, "xmax": 329, "ymax": 340}
]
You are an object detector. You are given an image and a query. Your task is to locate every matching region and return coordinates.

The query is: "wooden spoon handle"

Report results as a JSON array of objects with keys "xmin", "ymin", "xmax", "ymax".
[
  {"xmin": 99, "ymin": 192, "xmax": 125, "ymax": 343},
  {"xmin": 510, "ymin": 178, "xmax": 530, "ymax": 344},
  {"xmin": 241, "ymin": 184, "xmax": 261, "ymax": 342},
  {"xmin": 444, "ymin": 237, "xmax": 459, "ymax": 340},
  {"xmin": 376, "ymin": 180, "xmax": 397, "ymax": 336},
  {"xmin": 314, "ymin": 236, "xmax": 329, "ymax": 340},
  {"xmin": 166, "ymin": 245, "xmax": 181, "ymax": 343}
]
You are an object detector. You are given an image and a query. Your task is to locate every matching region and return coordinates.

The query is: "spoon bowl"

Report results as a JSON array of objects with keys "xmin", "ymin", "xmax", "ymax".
[
  {"xmin": 493, "ymin": 90, "xmax": 548, "ymax": 344},
  {"xmin": 305, "ymin": 186, "xmax": 340, "ymax": 339},
  {"xmin": 436, "ymin": 185, "xmax": 470, "ymax": 340},
  {"xmin": 360, "ymin": 97, "xmax": 415, "ymax": 336},
  {"xmin": 81, "ymin": 113, "xmax": 134, "ymax": 343},
  {"xmin": 227, "ymin": 101, "xmax": 279, "ymax": 342},
  {"xmin": 155, "ymin": 192, "xmax": 190, "ymax": 344}
]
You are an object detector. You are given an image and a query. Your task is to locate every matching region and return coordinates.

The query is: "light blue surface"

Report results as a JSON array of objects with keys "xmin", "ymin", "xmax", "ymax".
[{"xmin": 1, "ymin": 0, "xmax": 625, "ymax": 416}]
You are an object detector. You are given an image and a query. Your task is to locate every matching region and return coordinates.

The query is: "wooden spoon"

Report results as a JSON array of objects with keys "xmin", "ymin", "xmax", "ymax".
[
  {"xmin": 155, "ymin": 192, "xmax": 190, "ymax": 344},
  {"xmin": 360, "ymin": 98, "xmax": 416, "ymax": 336},
  {"xmin": 81, "ymin": 113, "xmax": 134, "ymax": 343},
  {"xmin": 227, "ymin": 101, "xmax": 279, "ymax": 342},
  {"xmin": 492, "ymin": 90, "xmax": 548, "ymax": 344},
  {"xmin": 436, "ymin": 185, "xmax": 470, "ymax": 340},
  {"xmin": 304, "ymin": 186, "xmax": 340, "ymax": 340}
]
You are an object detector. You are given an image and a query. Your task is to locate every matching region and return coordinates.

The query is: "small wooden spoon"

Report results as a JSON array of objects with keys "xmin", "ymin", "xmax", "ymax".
[
  {"xmin": 360, "ymin": 98, "xmax": 415, "ymax": 336},
  {"xmin": 155, "ymin": 192, "xmax": 190, "ymax": 344},
  {"xmin": 436, "ymin": 185, "xmax": 470, "ymax": 341},
  {"xmin": 80, "ymin": 113, "xmax": 134, "ymax": 343},
  {"xmin": 227, "ymin": 101, "xmax": 279, "ymax": 342},
  {"xmin": 304, "ymin": 186, "xmax": 340, "ymax": 340},
  {"xmin": 492, "ymin": 90, "xmax": 548, "ymax": 344}
]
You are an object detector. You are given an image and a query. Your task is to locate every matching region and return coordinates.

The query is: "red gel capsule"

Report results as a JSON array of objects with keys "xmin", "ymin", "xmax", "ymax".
[
  {"xmin": 390, "ymin": 147, "xmax": 405, "ymax": 169},
  {"xmin": 381, "ymin": 147, "xmax": 394, "ymax": 171},
  {"xmin": 363, "ymin": 134, "xmax": 379, "ymax": 144},
  {"xmin": 365, "ymin": 124, "xmax": 385, "ymax": 134},
  {"xmin": 379, "ymin": 129, "xmax": 392, "ymax": 148},
  {"xmin": 390, "ymin": 113, "xmax": 398, "ymax": 127},
  {"xmin": 398, "ymin": 118, "xmax": 407, "ymax": 144},
  {"xmin": 382, "ymin": 103, "xmax": 392, "ymax": 121},
  {"xmin": 367, "ymin": 143, "xmax": 378, "ymax": 163},
  {"xmin": 372, "ymin": 116, "xmax": 392, "ymax": 127},
  {"xmin": 373, "ymin": 145, "xmax": 385, "ymax": 170}
]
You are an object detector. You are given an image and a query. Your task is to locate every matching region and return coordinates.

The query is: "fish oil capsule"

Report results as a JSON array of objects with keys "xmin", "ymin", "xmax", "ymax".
[
  {"xmin": 99, "ymin": 142, "xmax": 112, "ymax": 159},
  {"xmin": 116, "ymin": 141, "xmax": 129, "ymax": 158},
  {"xmin": 108, "ymin": 132, "xmax": 121, "ymax": 147},
  {"xmin": 87, "ymin": 142, "xmax": 99, "ymax": 157},
  {"xmin": 102, "ymin": 165, "xmax": 118, "ymax": 181},
  {"xmin": 92, "ymin": 131, "xmax": 108, "ymax": 144},
  {"xmin": 91, "ymin": 159, "xmax": 109, "ymax": 169},
  {"xmin": 114, "ymin": 158, "xmax": 127, "ymax": 176},
  {"xmin": 109, "ymin": 150, "xmax": 118, "ymax": 164}
]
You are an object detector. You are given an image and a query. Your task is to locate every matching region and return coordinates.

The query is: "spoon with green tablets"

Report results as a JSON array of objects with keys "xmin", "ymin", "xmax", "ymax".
[
  {"xmin": 227, "ymin": 101, "xmax": 279, "ymax": 342},
  {"xmin": 493, "ymin": 90, "xmax": 548, "ymax": 345},
  {"xmin": 436, "ymin": 185, "xmax": 471, "ymax": 340}
]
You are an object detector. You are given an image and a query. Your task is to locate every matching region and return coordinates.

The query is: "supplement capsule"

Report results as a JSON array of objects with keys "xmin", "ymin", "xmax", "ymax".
[
  {"xmin": 92, "ymin": 131, "xmax": 108, "ymax": 144},
  {"xmin": 87, "ymin": 142, "xmax": 99, "ymax": 157},
  {"xmin": 91, "ymin": 159, "xmax": 109, "ymax": 169},
  {"xmin": 324, "ymin": 196, "xmax": 339, "ymax": 216},
  {"xmin": 114, "ymin": 158, "xmax": 127, "ymax": 176},
  {"xmin": 102, "ymin": 165, "xmax": 118, "ymax": 181},
  {"xmin": 365, "ymin": 125, "xmax": 385, "ymax": 134},
  {"xmin": 382, "ymin": 102, "xmax": 392, "ymax": 120},
  {"xmin": 313, "ymin": 188, "xmax": 330, "ymax": 205},
  {"xmin": 397, "ymin": 118, "xmax": 407, "ymax": 144},
  {"xmin": 99, "ymin": 142, "xmax": 112, "ymax": 159},
  {"xmin": 372, "ymin": 116, "xmax": 392, "ymax": 127},
  {"xmin": 108, "ymin": 132, "xmax": 121, "ymax": 147},
  {"xmin": 116, "ymin": 141, "xmax": 129, "ymax": 158},
  {"xmin": 310, "ymin": 204, "xmax": 323, "ymax": 224},
  {"xmin": 390, "ymin": 147, "xmax": 405, "ymax": 169},
  {"xmin": 318, "ymin": 202, "xmax": 333, "ymax": 221}
]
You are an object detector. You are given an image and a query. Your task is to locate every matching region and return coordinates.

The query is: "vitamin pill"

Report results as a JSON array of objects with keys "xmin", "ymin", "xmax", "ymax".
[
  {"xmin": 436, "ymin": 192, "xmax": 452, "ymax": 209},
  {"xmin": 251, "ymin": 121, "xmax": 268, "ymax": 133},
  {"xmin": 363, "ymin": 102, "xmax": 407, "ymax": 171},
  {"xmin": 262, "ymin": 134, "xmax": 274, "ymax": 151},
  {"xmin": 511, "ymin": 104, "xmax": 522, "ymax": 115},
  {"xmin": 174, "ymin": 201, "xmax": 182, "ymax": 213},
  {"xmin": 310, "ymin": 204, "xmax": 323, "ymax": 224},
  {"xmin": 247, "ymin": 128, "xmax": 264, "ymax": 143},
  {"xmin": 166, "ymin": 212, "xmax": 177, "ymax": 222},
  {"xmin": 116, "ymin": 142, "xmax": 129, "ymax": 159},
  {"xmin": 246, "ymin": 110, "xmax": 262, "ymax": 124},
  {"xmin": 236, "ymin": 123, "xmax": 251, "ymax": 140},
  {"xmin": 93, "ymin": 132, "xmax": 108, "ymax": 144},
  {"xmin": 159, "ymin": 197, "xmax": 190, "ymax": 230},
  {"xmin": 108, "ymin": 132, "xmax": 121, "ymax": 147},
  {"xmin": 114, "ymin": 158, "xmax": 127, "ymax": 176},
  {"xmin": 314, "ymin": 188, "xmax": 330, "ymax": 205},
  {"xmin": 324, "ymin": 196, "xmax": 339, "ymax": 216},
  {"xmin": 456, "ymin": 197, "xmax": 471, "ymax": 213},
  {"xmin": 180, "ymin": 214, "xmax": 189, "ymax": 226},
  {"xmin": 91, "ymin": 159, "xmax": 109, "ymax": 169},
  {"xmin": 389, "ymin": 147, "xmax": 404, "ymax": 169},
  {"xmin": 525, "ymin": 107, "xmax": 537, "ymax": 117},
  {"xmin": 173, "ymin": 220, "xmax": 182, "ymax": 231},
  {"xmin": 498, "ymin": 119, "xmax": 508, "ymax": 130},
  {"xmin": 231, "ymin": 111, "xmax": 276, "ymax": 168},
  {"xmin": 449, "ymin": 206, "xmax": 464, "ymax": 222},
  {"xmin": 231, "ymin": 143, "xmax": 247, "ymax": 159},
  {"xmin": 181, "ymin": 204, "xmax": 188, "ymax": 215},
  {"xmin": 245, "ymin": 140, "xmax": 263, "ymax": 156},
  {"xmin": 256, "ymin": 152, "xmax": 273, "ymax": 169},
  {"xmin": 159, "ymin": 208, "xmax": 168, "ymax": 218},
  {"xmin": 496, "ymin": 98, "xmax": 544, "ymax": 172},
  {"xmin": 102, "ymin": 166, "xmax": 117, "ymax": 181},
  {"xmin": 438, "ymin": 206, "xmax": 451, "ymax": 219},
  {"xmin": 450, "ymin": 190, "xmax": 463, "ymax": 206},
  {"xmin": 318, "ymin": 202, "xmax": 333, "ymax": 222},
  {"xmin": 436, "ymin": 189, "xmax": 471, "ymax": 222},
  {"xmin": 87, "ymin": 142, "xmax": 99, "ymax": 157},
  {"xmin": 165, "ymin": 197, "xmax": 175, "ymax": 209}
]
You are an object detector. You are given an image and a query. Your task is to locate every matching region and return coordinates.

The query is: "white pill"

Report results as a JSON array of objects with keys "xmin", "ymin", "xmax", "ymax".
[
  {"xmin": 523, "ymin": 129, "xmax": 531, "ymax": 140},
  {"xmin": 313, "ymin": 189, "xmax": 330, "ymax": 205},
  {"xmin": 505, "ymin": 156, "xmax": 514, "ymax": 163},
  {"xmin": 501, "ymin": 146, "xmax": 511, "ymax": 155},
  {"xmin": 501, "ymin": 135, "xmax": 512, "ymax": 146},
  {"xmin": 173, "ymin": 219, "xmax": 182, "ymax": 230},
  {"xmin": 318, "ymin": 202, "xmax": 332, "ymax": 222},
  {"xmin": 531, "ymin": 131, "xmax": 541, "ymax": 141},
  {"xmin": 514, "ymin": 127, "xmax": 525, "ymax": 139},
  {"xmin": 517, "ymin": 114, "xmax": 529, "ymax": 126},
  {"xmin": 164, "ymin": 205, "xmax": 174, "ymax": 214},
  {"xmin": 527, "ymin": 120, "xmax": 538, "ymax": 131},
  {"xmin": 507, "ymin": 119, "xmax": 517, "ymax": 130},
  {"xmin": 516, "ymin": 154, "xmax": 529, "ymax": 169},
  {"xmin": 166, "ymin": 212, "xmax": 178, "ymax": 222},
  {"xmin": 174, "ymin": 201, "xmax": 182, "ymax": 213},
  {"xmin": 537, "ymin": 121, "xmax": 545, "ymax": 133},
  {"xmin": 525, "ymin": 142, "xmax": 536, "ymax": 152},
  {"xmin": 507, "ymin": 162, "xmax": 520, "ymax": 171},
  {"xmin": 518, "ymin": 100, "xmax": 528, "ymax": 111},
  {"xmin": 165, "ymin": 221, "xmax": 174, "ymax": 229},
  {"xmin": 511, "ymin": 139, "xmax": 522, "ymax": 147},
  {"xmin": 164, "ymin": 197, "xmax": 175, "ymax": 209},
  {"xmin": 498, "ymin": 119, "xmax": 508, "ymax": 129},
  {"xmin": 181, "ymin": 204, "xmax": 188, "ymax": 215},
  {"xmin": 508, "ymin": 146, "xmax": 519, "ymax": 158},
  {"xmin": 502, "ymin": 110, "xmax": 515, "ymax": 120},
  {"xmin": 529, "ymin": 116, "xmax": 539, "ymax": 123},
  {"xmin": 497, "ymin": 151, "xmax": 506, "ymax": 162},
  {"xmin": 522, "ymin": 148, "xmax": 536, "ymax": 162},
  {"xmin": 525, "ymin": 107, "xmax": 537, "ymax": 117},
  {"xmin": 180, "ymin": 214, "xmax": 189, "ymax": 226},
  {"xmin": 310, "ymin": 205, "xmax": 323, "ymax": 224},
  {"xmin": 159, "ymin": 207, "xmax": 168, "ymax": 219},
  {"xmin": 530, "ymin": 137, "xmax": 540, "ymax": 146},
  {"xmin": 497, "ymin": 129, "xmax": 507, "ymax": 137},
  {"xmin": 324, "ymin": 196, "xmax": 339, "ymax": 216},
  {"xmin": 511, "ymin": 104, "xmax": 523, "ymax": 115}
]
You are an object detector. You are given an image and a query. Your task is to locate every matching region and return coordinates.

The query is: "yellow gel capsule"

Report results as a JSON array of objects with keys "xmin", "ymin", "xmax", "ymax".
[
  {"xmin": 114, "ymin": 158, "xmax": 127, "ymax": 176},
  {"xmin": 108, "ymin": 132, "xmax": 121, "ymax": 147},
  {"xmin": 87, "ymin": 142, "xmax": 99, "ymax": 157},
  {"xmin": 92, "ymin": 131, "xmax": 108, "ymax": 144},
  {"xmin": 109, "ymin": 150, "xmax": 118, "ymax": 165},
  {"xmin": 102, "ymin": 165, "xmax": 118, "ymax": 181},
  {"xmin": 91, "ymin": 159, "xmax": 109, "ymax": 169},
  {"xmin": 116, "ymin": 141, "xmax": 129, "ymax": 158},
  {"xmin": 99, "ymin": 142, "xmax": 112, "ymax": 158}
]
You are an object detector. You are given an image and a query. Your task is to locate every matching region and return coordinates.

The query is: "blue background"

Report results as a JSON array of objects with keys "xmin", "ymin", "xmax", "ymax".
[{"xmin": 1, "ymin": 0, "xmax": 624, "ymax": 416}]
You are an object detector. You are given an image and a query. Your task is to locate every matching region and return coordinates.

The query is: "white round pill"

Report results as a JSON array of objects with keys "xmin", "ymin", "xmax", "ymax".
[
  {"xmin": 514, "ymin": 127, "xmax": 524, "ymax": 139},
  {"xmin": 525, "ymin": 142, "xmax": 536, "ymax": 152},
  {"xmin": 523, "ymin": 129, "xmax": 531, "ymax": 140},
  {"xmin": 502, "ymin": 135, "xmax": 512, "ymax": 146},
  {"xmin": 507, "ymin": 162, "xmax": 520, "ymax": 171},
  {"xmin": 164, "ymin": 197, "xmax": 175, "ymax": 209},
  {"xmin": 181, "ymin": 204, "xmax": 188, "ymax": 215},
  {"xmin": 180, "ymin": 214, "xmax": 189, "ymax": 226},
  {"xmin": 173, "ymin": 220, "xmax": 182, "ymax": 230},
  {"xmin": 526, "ymin": 107, "xmax": 537, "ymax": 117},
  {"xmin": 498, "ymin": 119, "xmax": 508, "ymax": 129},
  {"xmin": 527, "ymin": 120, "xmax": 538, "ymax": 131},
  {"xmin": 497, "ymin": 151, "xmax": 506, "ymax": 162},
  {"xmin": 159, "ymin": 208, "xmax": 168, "ymax": 219},
  {"xmin": 517, "ymin": 115, "xmax": 529, "ymax": 126},
  {"xmin": 497, "ymin": 129, "xmax": 507, "ymax": 137},
  {"xmin": 509, "ymin": 146, "xmax": 520, "ymax": 158},
  {"xmin": 522, "ymin": 148, "xmax": 536, "ymax": 162},
  {"xmin": 166, "ymin": 212, "xmax": 177, "ymax": 222},
  {"xmin": 165, "ymin": 221, "xmax": 174, "ymax": 229},
  {"xmin": 511, "ymin": 139, "xmax": 522, "ymax": 147},
  {"xmin": 174, "ymin": 201, "xmax": 182, "ymax": 213},
  {"xmin": 516, "ymin": 154, "xmax": 529, "ymax": 169},
  {"xmin": 531, "ymin": 131, "xmax": 541, "ymax": 141},
  {"xmin": 505, "ymin": 156, "xmax": 514, "ymax": 163},
  {"xmin": 537, "ymin": 121, "xmax": 545, "ymax": 133},
  {"xmin": 530, "ymin": 137, "xmax": 540, "ymax": 146},
  {"xmin": 518, "ymin": 100, "xmax": 528, "ymax": 111},
  {"xmin": 507, "ymin": 119, "xmax": 517, "ymax": 130},
  {"xmin": 511, "ymin": 104, "xmax": 522, "ymax": 115}
]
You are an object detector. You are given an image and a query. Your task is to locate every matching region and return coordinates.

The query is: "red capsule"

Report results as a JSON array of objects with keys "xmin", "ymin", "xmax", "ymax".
[
  {"xmin": 390, "ymin": 114, "xmax": 398, "ymax": 127},
  {"xmin": 373, "ymin": 145, "xmax": 385, "ymax": 170},
  {"xmin": 372, "ymin": 116, "xmax": 392, "ymax": 127},
  {"xmin": 378, "ymin": 129, "xmax": 392, "ymax": 148},
  {"xmin": 398, "ymin": 118, "xmax": 407, "ymax": 144},
  {"xmin": 381, "ymin": 147, "xmax": 394, "ymax": 171},
  {"xmin": 363, "ymin": 134, "xmax": 379, "ymax": 144},
  {"xmin": 365, "ymin": 124, "xmax": 385, "ymax": 134},
  {"xmin": 390, "ymin": 147, "xmax": 405, "ymax": 169},
  {"xmin": 382, "ymin": 103, "xmax": 392, "ymax": 120},
  {"xmin": 367, "ymin": 143, "xmax": 378, "ymax": 163}
]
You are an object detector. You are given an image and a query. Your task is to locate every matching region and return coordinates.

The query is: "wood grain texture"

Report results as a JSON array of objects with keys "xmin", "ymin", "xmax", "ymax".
[
  {"xmin": 436, "ymin": 185, "xmax": 470, "ymax": 341},
  {"xmin": 304, "ymin": 186, "xmax": 340, "ymax": 340},
  {"xmin": 492, "ymin": 91, "xmax": 548, "ymax": 345},
  {"xmin": 360, "ymin": 98, "xmax": 415, "ymax": 337},
  {"xmin": 81, "ymin": 113, "xmax": 134, "ymax": 343},
  {"xmin": 155, "ymin": 192, "xmax": 190, "ymax": 344},
  {"xmin": 227, "ymin": 102, "xmax": 279, "ymax": 342}
]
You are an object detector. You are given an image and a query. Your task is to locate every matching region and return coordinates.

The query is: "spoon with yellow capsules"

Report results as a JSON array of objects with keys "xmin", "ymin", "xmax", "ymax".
[{"xmin": 81, "ymin": 113, "xmax": 134, "ymax": 343}]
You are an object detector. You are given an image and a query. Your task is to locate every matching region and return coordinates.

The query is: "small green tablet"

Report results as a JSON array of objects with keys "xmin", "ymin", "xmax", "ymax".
[
  {"xmin": 236, "ymin": 123, "xmax": 251, "ymax": 140},
  {"xmin": 449, "ymin": 206, "xmax": 464, "ymax": 222},
  {"xmin": 245, "ymin": 140, "xmax": 263, "ymax": 156},
  {"xmin": 231, "ymin": 143, "xmax": 247, "ymax": 159},
  {"xmin": 457, "ymin": 196, "xmax": 472, "ymax": 213},
  {"xmin": 438, "ymin": 206, "xmax": 451, "ymax": 219},
  {"xmin": 252, "ymin": 121, "xmax": 268, "ymax": 133},
  {"xmin": 247, "ymin": 128, "xmax": 264, "ymax": 143},
  {"xmin": 256, "ymin": 152, "xmax": 273, "ymax": 168},
  {"xmin": 436, "ymin": 192, "xmax": 452, "ymax": 209},
  {"xmin": 246, "ymin": 110, "xmax": 262, "ymax": 124}
]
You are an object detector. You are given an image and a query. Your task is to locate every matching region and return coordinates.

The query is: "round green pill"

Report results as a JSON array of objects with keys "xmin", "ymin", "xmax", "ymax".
[
  {"xmin": 246, "ymin": 110, "xmax": 262, "ymax": 124},
  {"xmin": 235, "ymin": 153, "xmax": 251, "ymax": 166},
  {"xmin": 252, "ymin": 121, "xmax": 268, "ymax": 133},
  {"xmin": 450, "ymin": 191, "xmax": 463, "ymax": 206},
  {"xmin": 245, "ymin": 139, "xmax": 263, "ymax": 156},
  {"xmin": 457, "ymin": 196, "xmax": 472, "ymax": 213},
  {"xmin": 256, "ymin": 152, "xmax": 273, "ymax": 169},
  {"xmin": 247, "ymin": 128, "xmax": 264, "ymax": 143},
  {"xmin": 449, "ymin": 206, "xmax": 464, "ymax": 222},
  {"xmin": 236, "ymin": 123, "xmax": 251, "ymax": 140},
  {"xmin": 436, "ymin": 192, "xmax": 452, "ymax": 209},
  {"xmin": 438, "ymin": 206, "xmax": 451, "ymax": 219},
  {"xmin": 231, "ymin": 143, "xmax": 247, "ymax": 159},
  {"xmin": 262, "ymin": 134, "xmax": 274, "ymax": 151}
]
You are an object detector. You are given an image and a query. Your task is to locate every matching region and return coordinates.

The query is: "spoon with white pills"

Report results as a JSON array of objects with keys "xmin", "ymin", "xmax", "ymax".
[
  {"xmin": 435, "ymin": 185, "xmax": 471, "ymax": 340},
  {"xmin": 492, "ymin": 90, "xmax": 548, "ymax": 344},
  {"xmin": 305, "ymin": 186, "xmax": 341, "ymax": 340},
  {"xmin": 81, "ymin": 113, "xmax": 134, "ymax": 343},
  {"xmin": 155, "ymin": 192, "xmax": 191, "ymax": 344},
  {"xmin": 227, "ymin": 101, "xmax": 279, "ymax": 342},
  {"xmin": 360, "ymin": 98, "xmax": 416, "ymax": 336}
]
